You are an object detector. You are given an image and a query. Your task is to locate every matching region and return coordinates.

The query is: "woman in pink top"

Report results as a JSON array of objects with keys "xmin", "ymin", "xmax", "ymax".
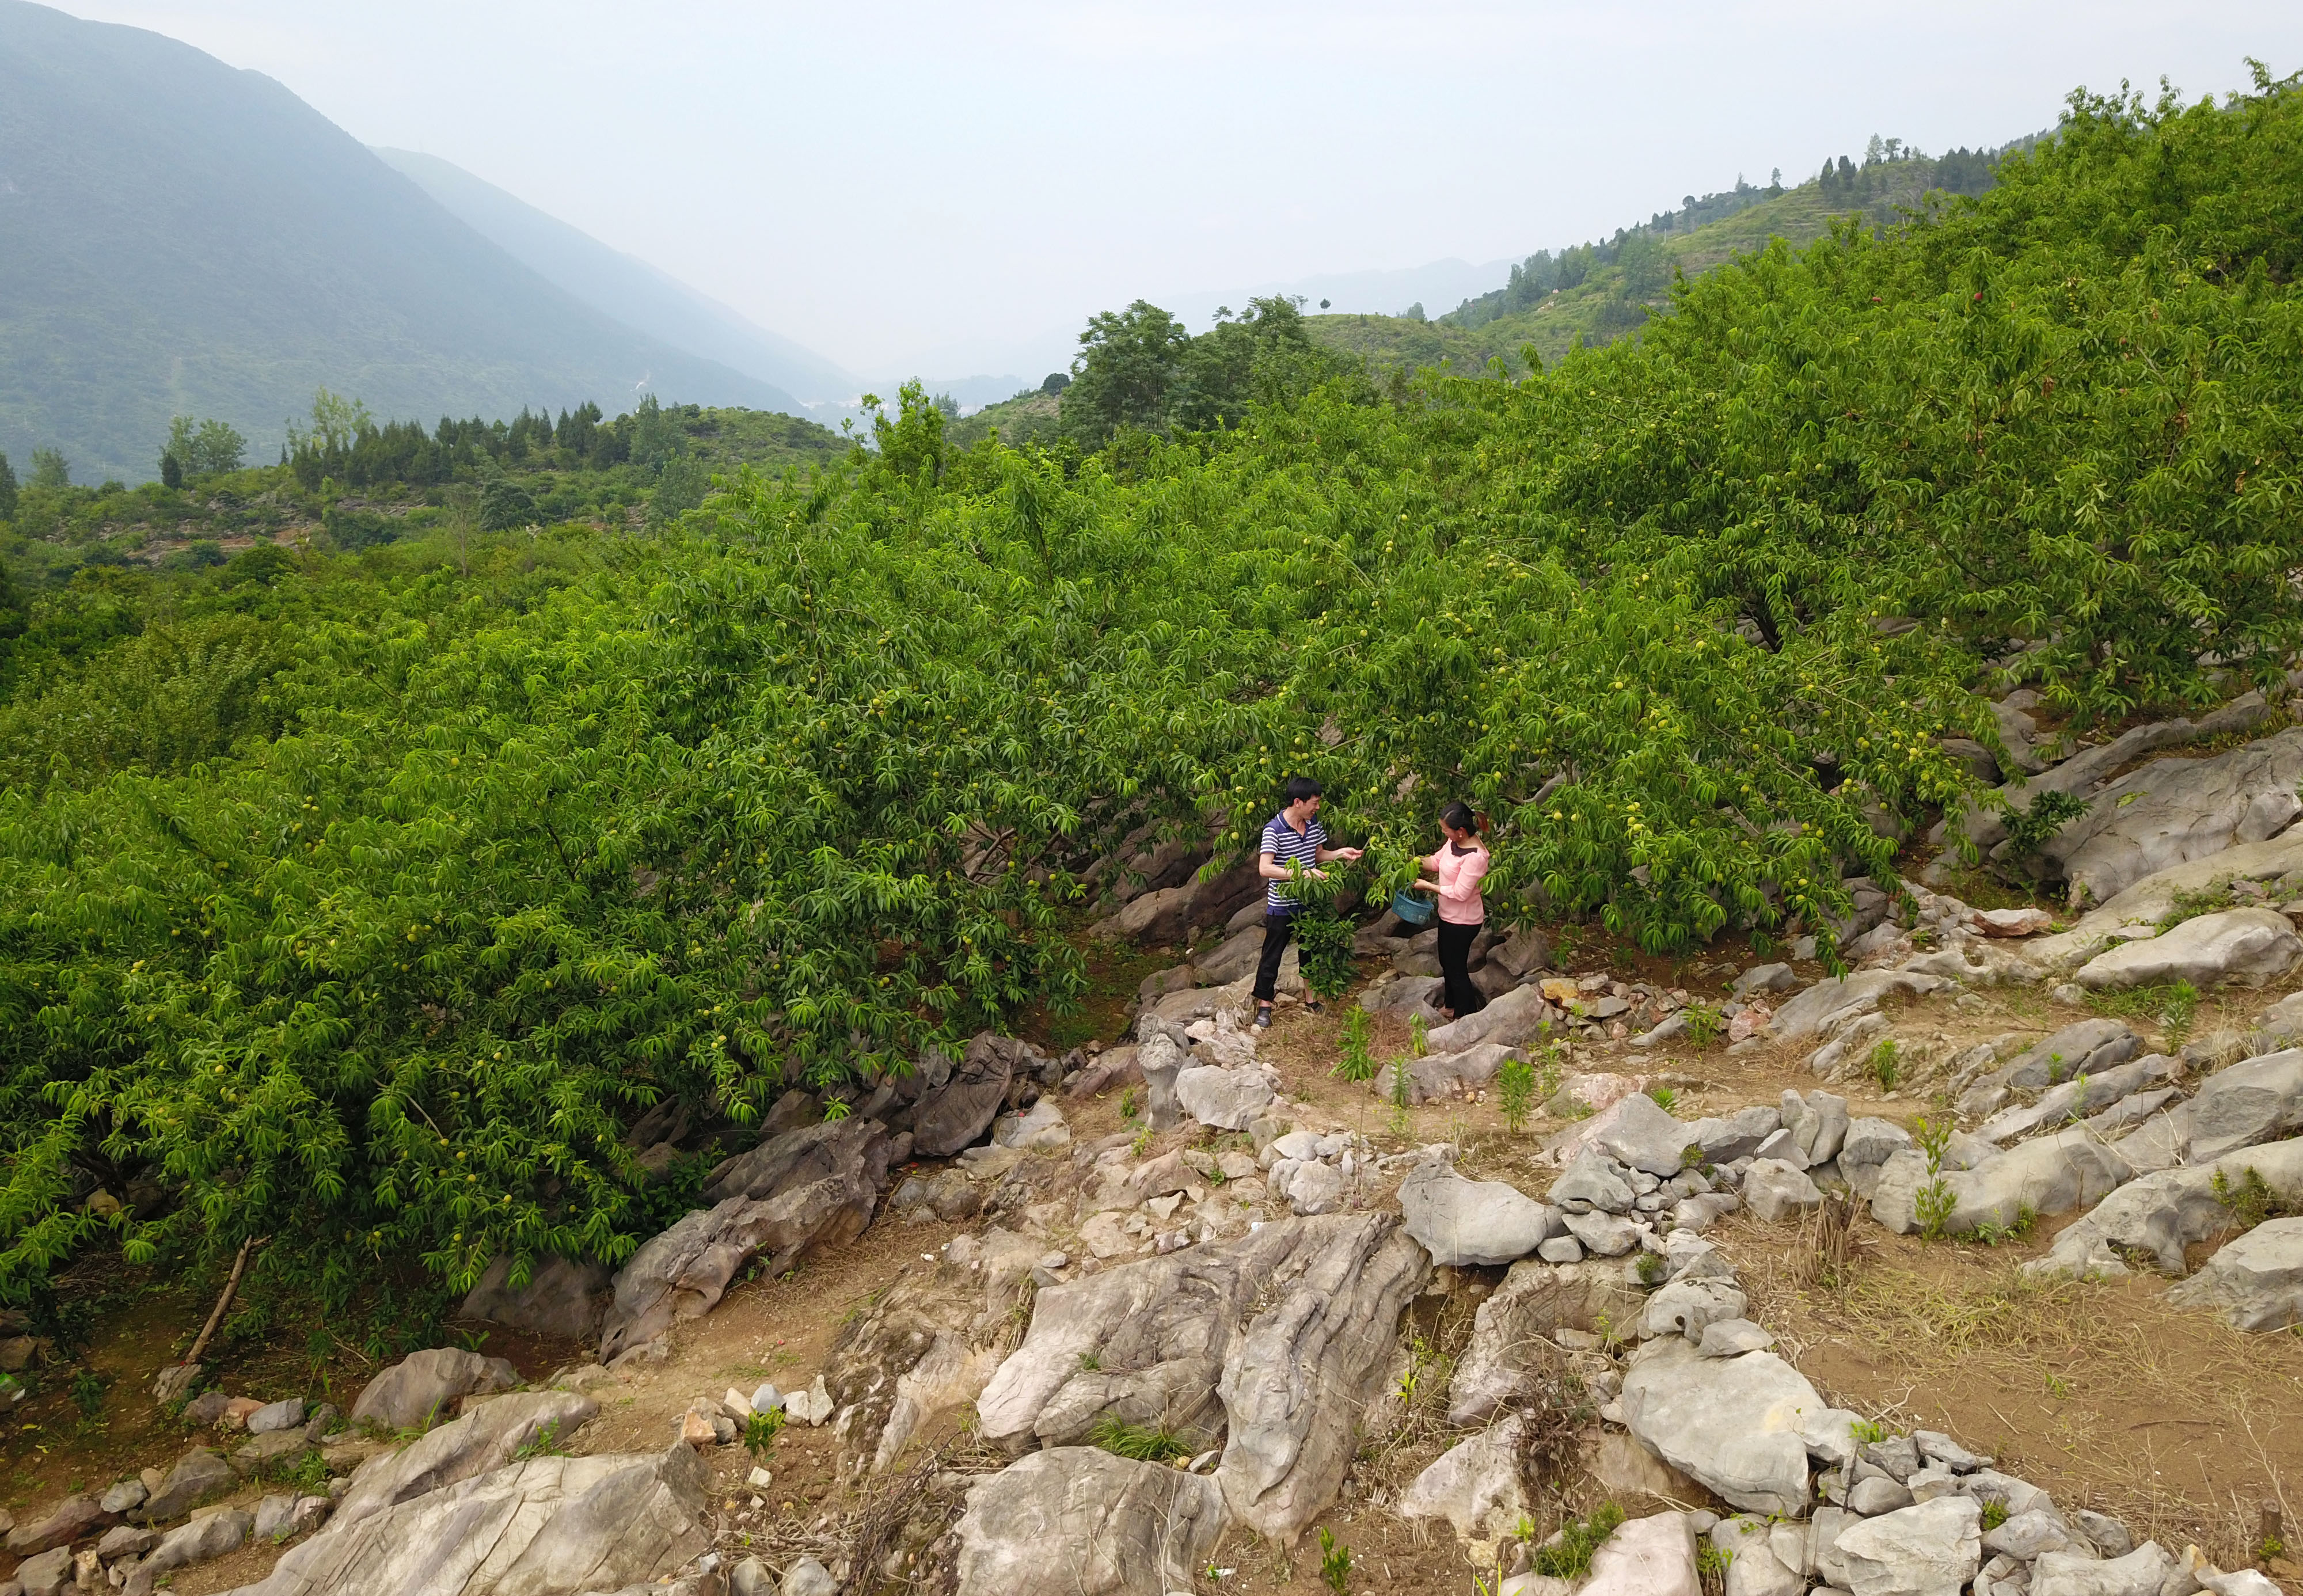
[{"xmin": 1409, "ymin": 801, "xmax": 1490, "ymax": 1021}]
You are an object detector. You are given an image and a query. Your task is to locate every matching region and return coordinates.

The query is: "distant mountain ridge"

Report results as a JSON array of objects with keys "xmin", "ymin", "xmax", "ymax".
[
  {"xmin": 0, "ymin": 0, "xmax": 804, "ymax": 482},
  {"xmin": 374, "ymin": 149, "xmax": 858, "ymax": 406}
]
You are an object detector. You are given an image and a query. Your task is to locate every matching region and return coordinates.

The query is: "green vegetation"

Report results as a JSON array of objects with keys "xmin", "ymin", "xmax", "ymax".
[
  {"xmin": 6, "ymin": 73, "xmax": 2303, "ymax": 1323},
  {"xmin": 742, "ymin": 1406, "xmax": 785, "ymax": 1456},
  {"xmin": 1497, "ymin": 1056, "xmax": 1536, "ymax": 1132},
  {"xmin": 1335, "ymin": 1008, "xmax": 1377, "ymax": 1082},
  {"xmin": 1536, "ymin": 1504, "xmax": 1627, "ymax": 1580},
  {"xmin": 1086, "ymin": 1414, "xmax": 1192, "ymax": 1464},
  {"xmin": 1866, "ymin": 1038, "xmax": 1902, "ymax": 1091},
  {"xmin": 1981, "ymin": 1499, "xmax": 2011, "ymax": 1532},
  {"xmin": 1318, "ymin": 1527, "xmax": 1354, "ymax": 1595},
  {"xmin": 1314, "ymin": 139, "xmax": 2017, "ymax": 378},
  {"xmin": 2211, "ymin": 1166, "xmax": 2291, "ymax": 1231}
]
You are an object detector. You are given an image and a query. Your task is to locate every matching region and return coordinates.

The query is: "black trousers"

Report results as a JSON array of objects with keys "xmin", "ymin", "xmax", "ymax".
[
  {"xmin": 1436, "ymin": 920, "xmax": 1488, "ymax": 1019},
  {"xmin": 1253, "ymin": 911, "xmax": 1294, "ymax": 1003}
]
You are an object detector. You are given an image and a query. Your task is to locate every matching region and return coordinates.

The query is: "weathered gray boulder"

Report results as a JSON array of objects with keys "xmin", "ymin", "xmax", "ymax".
[
  {"xmin": 1449, "ymin": 1260, "xmax": 1647, "ymax": 1424},
  {"xmin": 2031, "ymin": 1542, "xmax": 2179, "ymax": 1596},
  {"xmin": 1597, "ymin": 1093, "xmax": 1699, "ymax": 1177},
  {"xmin": 912, "ymin": 1034, "xmax": 1036, "ymax": 1156},
  {"xmin": 952, "ymin": 1446, "xmax": 1228, "ymax": 1596},
  {"xmin": 1582, "ymin": 1511, "xmax": 1702, "ymax": 1596},
  {"xmin": 5, "ymin": 1491, "xmax": 112, "ymax": 1555},
  {"xmin": 1564, "ymin": 1210, "xmax": 1639, "ymax": 1256},
  {"xmin": 1641, "ymin": 1279, "xmax": 1747, "ymax": 1343},
  {"xmin": 2187, "ymin": 1049, "xmax": 2303, "ymax": 1161},
  {"xmin": 2074, "ymin": 909, "xmax": 2303, "ymax": 991},
  {"xmin": 351, "ymin": 1347, "xmax": 522, "ymax": 1432},
  {"xmin": 2036, "ymin": 726, "xmax": 2303, "ymax": 908},
  {"xmin": 254, "ymin": 1492, "xmax": 332, "ymax": 1542},
  {"xmin": 1619, "ymin": 1339, "xmax": 1831, "ymax": 1514},
  {"xmin": 220, "ymin": 1441, "xmax": 711, "ymax": 1596},
  {"xmin": 1551, "ymin": 1149, "xmax": 1636, "ymax": 1214},
  {"xmin": 1831, "ymin": 1496, "xmax": 1982, "ymax": 1596},
  {"xmin": 2026, "ymin": 831, "xmax": 2303, "ymax": 974},
  {"xmin": 333, "ymin": 1390, "xmax": 599, "ymax": 1532},
  {"xmin": 133, "ymin": 1448, "xmax": 237, "ymax": 1524},
  {"xmin": 1397, "ymin": 1415, "xmax": 1529, "ymax": 1540},
  {"xmin": 1783, "ymin": 1091, "xmax": 1851, "ymax": 1165},
  {"xmin": 599, "ymin": 1130, "xmax": 890, "ymax": 1361},
  {"xmin": 1426, "ymin": 984, "xmax": 1559, "ymax": 1053},
  {"xmin": 975, "ymin": 1213, "xmax": 1426, "ymax": 1541},
  {"xmin": 13, "ymin": 1546, "xmax": 75, "ymax": 1596},
  {"xmin": 1840, "ymin": 1119, "xmax": 1915, "ymax": 1197},
  {"xmin": 1712, "ymin": 1517, "xmax": 1804, "ymax": 1596},
  {"xmin": 247, "ymin": 1397, "xmax": 308, "ymax": 1435},
  {"xmin": 2167, "ymin": 1217, "xmax": 2303, "ymax": 1330},
  {"xmin": 1175, "ymin": 1065, "xmax": 1274, "ymax": 1130},
  {"xmin": 1957, "ymin": 1020, "xmax": 2141, "ymax": 1118},
  {"xmin": 458, "ymin": 1254, "xmax": 611, "ymax": 1342},
  {"xmin": 1743, "ymin": 1161, "xmax": 1823, "ymax": 1224},
  {"xmin": 1686, "ymin": 1107, "xmax": 1785, "ymax": 1165},
  {"xmin": 1871, "ymin": 1129, "xmax": 2131, "ymax": 1237},
  {"xmin": 1976, "ymin": 1058, "xmax": 2161, "ymax": 1146},
  {"xmin": 1769, "ymin": 972, "xmax": 1951, "ymax": 1042},
  {"xmin": 126, "ymin": 1507, "xmax": 252, "ymax": 1594},
  {"xmin": 2028, "ymin": 1137, "xmax": 2303, "ymax": 1278},
  {"xmin": 1375, "ymin": 1042, "xmax": 1521, "ymax": 1106},
  {"xmin": 991, "ymin": 1097, "xmax": 1070, "ymax": 1153},
  {"xmin": 1400, "ymin": 1164, "xmax": 1557, "ymax": 1267}
]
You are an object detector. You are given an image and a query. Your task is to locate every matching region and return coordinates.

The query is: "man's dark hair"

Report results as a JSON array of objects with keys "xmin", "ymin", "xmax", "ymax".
[{"xmin": 1284, "ymin": 776, "xmax": 1323, "ymax": 804}]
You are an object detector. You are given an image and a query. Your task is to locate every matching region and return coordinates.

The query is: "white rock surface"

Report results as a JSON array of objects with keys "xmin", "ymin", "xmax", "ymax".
[
  {"xmin": 2039, "ymin": 725, "xmax": 2303, "ymax": 908},
  {"xmin": 2074, "ymin": 909, "xmax": 2303, "ymax": 991},
  {"xmin": 991, "ymin": 1099, "xmax": 1070, "ymax": 1152},
  {"xmin": 1618, "ymin": 1339, "xmax": 1823, "ymax": 1515},
  {"xmin": 2031, "ymin": 1542, "xmax": 2179, "ymax": 1596},
  {"xmin": 2167, "ymin": 1216, "xmax": 2303, "ymax": 1330},
  {"xmin": 1870, "ymin": 1128, "xmax": 2130, "ymax": 1237},
  {"xmin": 2028, "ymin": 1136, "xmax": 2303, "ymax": 1277},
  {"xmin": 951, "ymin": 1446, "xmax": 1227, "ymax": 1596},
  {"xmin": 1769, "ymin": 972, "xmax": 1950, "ymax": 1042},
  {"xmin": 1743, "ymin": 1161, "xmax": 1823, "ymax": 1223},
  {"xmin": 220, "ymin": 1443, "xmax": 711, "ymax": 1596},
  {"xmin": 975, "ymin": 1213, "xmax": 1425, "ymax": 1542},
  {"xmin": 1396, "ymin": 1415, "xmax": 1529, "ymax": 1539},
  {"xmin": 1400, "ymin": 1165, "xmax": 1557, "ymax": 1266},
  {"xmin": 1712, "ymin": 1516, "xmax": 1805, "ymax": 1596},
  {"xmin": 2186, "ymin": 1048, "xmax": 2303, "ymax": 1161},
  {"xmin": 1830, "ymin": 1496, "xmax": 1983, "ymax": 1596},
  {"xmin": 1174, "ymin": 1065, "xmax": 1275, "ymax": 1130},
  {"xmin": 1582, "ymin": 1512, "xmax": 1701, "ymax": 1596}
]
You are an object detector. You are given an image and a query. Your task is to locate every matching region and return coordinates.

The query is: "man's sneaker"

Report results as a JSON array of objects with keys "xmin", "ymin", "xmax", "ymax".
[
  {"xmin": 1303, "ymin": 1000, "xmax": 1325, "ymax": 1015},
  {"xmin": 1253, "ymin": 1006, "xmax": 1273, "ymax": 1029}
]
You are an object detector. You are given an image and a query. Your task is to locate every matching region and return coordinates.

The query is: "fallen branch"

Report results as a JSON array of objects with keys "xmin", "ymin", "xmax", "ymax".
[{"xmin": 154, "ymin": 1234, "xmax": 267, "ymax": 1399}]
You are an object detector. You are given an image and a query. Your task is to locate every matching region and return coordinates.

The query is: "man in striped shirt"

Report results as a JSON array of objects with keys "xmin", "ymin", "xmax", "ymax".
[{"xmin": 1253, "ymin": 776, "xmax": 1362, "ymax": 1028}]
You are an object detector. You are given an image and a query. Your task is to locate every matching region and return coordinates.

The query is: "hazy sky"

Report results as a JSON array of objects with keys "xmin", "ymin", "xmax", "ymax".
[{"xmin": 57, "ymin": 1, "xmax": 2303, "ymax": 381}]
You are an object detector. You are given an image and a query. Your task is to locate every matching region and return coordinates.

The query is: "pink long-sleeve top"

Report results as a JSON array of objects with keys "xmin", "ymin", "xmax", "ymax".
[{"xmin": 1423, "ymin": 842, "xmax": 1490, "ymax": 926}]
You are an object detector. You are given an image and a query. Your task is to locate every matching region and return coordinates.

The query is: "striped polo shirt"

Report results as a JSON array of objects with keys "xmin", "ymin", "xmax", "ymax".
[{"xmin": 1260, "ymin": 810, "xmax": 1328, "ymax": 911}]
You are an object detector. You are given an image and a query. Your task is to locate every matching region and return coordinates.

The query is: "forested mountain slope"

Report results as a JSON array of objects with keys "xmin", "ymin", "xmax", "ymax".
[
  {"xmin": 0, "ymin": 1, "xmax": 800, "ymax": 483},
  {"xmin": 1311, "ymin": 139, "xmax": 2017, "ymax": 375}
]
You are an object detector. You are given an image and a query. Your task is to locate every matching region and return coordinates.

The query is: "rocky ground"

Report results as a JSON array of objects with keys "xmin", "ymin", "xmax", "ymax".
[{"xmin": 7, "ymin": 710, "xmax": 2303, "ymax": 1596}]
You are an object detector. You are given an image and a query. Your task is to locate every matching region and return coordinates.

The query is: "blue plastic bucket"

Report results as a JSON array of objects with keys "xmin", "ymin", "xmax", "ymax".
[{"xmin": 1389, "ymin": 888, "xmax": 1437, "ymax": 927}]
